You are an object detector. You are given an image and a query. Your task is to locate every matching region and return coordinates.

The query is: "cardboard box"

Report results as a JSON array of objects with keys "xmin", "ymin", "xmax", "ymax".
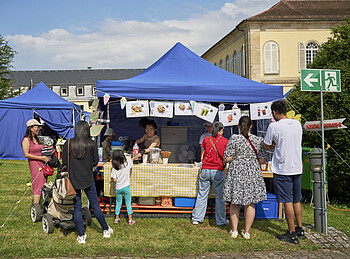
[
  {"xmin": 174, "ymin": 197, "xmax": 196, "ymax": 207},
  {"xmin": 138, "ymin": 197, "xmax": 155, "ymax": 205},
  {"xmin": 255, "ymin": 193, "xmax": 278, "ymax": 219}
]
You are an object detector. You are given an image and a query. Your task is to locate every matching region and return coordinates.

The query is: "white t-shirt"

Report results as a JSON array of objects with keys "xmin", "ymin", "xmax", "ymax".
[
  {"xmin": 264, "ymin": 118, "xmax": 302, "ymax": 175},
  {"xmin": 110, "ymin": 157, "xmax": 133, "ymax": 190},
  {"xmin": 199, "ymin": 132, "xmax": 212, "ymax": 145}
]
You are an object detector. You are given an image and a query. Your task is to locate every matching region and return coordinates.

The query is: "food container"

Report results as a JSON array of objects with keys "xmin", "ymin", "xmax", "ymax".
[{"xmin": 149, "ymin": 148, "xmax": 162, "ymax": 164}]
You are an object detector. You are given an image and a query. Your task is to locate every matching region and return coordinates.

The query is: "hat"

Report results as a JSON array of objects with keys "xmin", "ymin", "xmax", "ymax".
[
  {"xmin": 26, "ymin": 119, "xmax": 43, "ymax": 127},
  {"xmin": 104, "ymin": 128, "xmax": 116, "ymax": 136},
  {"xmin": 203, "ymin": 122, "xmax": 213, "ymax": 126}
]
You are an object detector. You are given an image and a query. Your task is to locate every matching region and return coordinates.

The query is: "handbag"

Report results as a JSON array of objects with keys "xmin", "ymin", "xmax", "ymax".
[
  {"xmin": 56, "ymin": 140, "xmax": 76, "ymax": 199},
  {"xmin": 42, "ymin": 164, "xmax": 54, "ymax": 177},
  {"xmin": 208, "ymin": 136, "xmax": 226, "ymax": 167},
  {"xmin": 247, "ymin": 137, "xmax": 267, "ymax": 171}
]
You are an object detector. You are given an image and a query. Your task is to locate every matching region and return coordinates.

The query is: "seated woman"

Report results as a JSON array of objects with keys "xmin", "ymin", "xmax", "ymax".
[{"xmin": 135, "ymin": 120, "xmax": 160, "ymax": 158}]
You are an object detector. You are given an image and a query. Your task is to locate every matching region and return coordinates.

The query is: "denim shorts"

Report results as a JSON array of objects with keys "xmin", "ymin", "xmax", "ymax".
[{"xmin": 273, "ymin": 174, "xmax": 302, "ymax": 203}]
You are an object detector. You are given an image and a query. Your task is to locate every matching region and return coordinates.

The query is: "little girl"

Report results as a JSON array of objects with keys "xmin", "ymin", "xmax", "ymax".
[{"xmin": 111, "ymin": 150, "xmax": 136, "ymax": 225}]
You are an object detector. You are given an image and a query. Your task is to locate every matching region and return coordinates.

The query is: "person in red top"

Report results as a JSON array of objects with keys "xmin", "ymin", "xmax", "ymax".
[{"xmin": 191, "ymin": 121, "xmax": 229, "ymax": 226}]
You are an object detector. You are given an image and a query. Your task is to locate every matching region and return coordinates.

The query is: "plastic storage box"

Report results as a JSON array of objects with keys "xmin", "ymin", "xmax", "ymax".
[
  {"xmin": 255, "ymin": 193, "xmax": 278, "ymax": 219},
  {"xmin": 174, "ymin": 197, "xmax": 196, "ymax": 207}
]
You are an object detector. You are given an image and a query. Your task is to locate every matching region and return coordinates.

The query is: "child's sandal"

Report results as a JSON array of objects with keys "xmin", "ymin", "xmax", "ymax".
[
  {"xmin": 114, "ymin": 218, "xmax": 120, "ymax": 224},
  {"xmin": 128, "ymin": 220, "xmax": 136, "ymax": 225}
]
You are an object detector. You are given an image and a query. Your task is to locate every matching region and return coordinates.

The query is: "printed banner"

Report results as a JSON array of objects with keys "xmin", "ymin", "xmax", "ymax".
[
  {"xmin": 304, "ymin": 118, "xmax": 347, "ymax": 131},
  {"xmin": 149, "ymin": 101, "xmax": 173, "ymax": 118},
  {"xmin": 126, "ymin": 100, "xmax": 149, "ymax": 118},
  {"xmin": 219, "ymin": 109, "xmax": 241, "ymax": 126},
  {"xmin": 194, "ymin": 102, "xmax": 218, "ymax": 123},
  {"xmin": 250, "ymin": 102, "xmax": 272, "ymax": 120},
  {"xmin": 174, "ymin": 101, "xmax": 194, "ymax": 115}
]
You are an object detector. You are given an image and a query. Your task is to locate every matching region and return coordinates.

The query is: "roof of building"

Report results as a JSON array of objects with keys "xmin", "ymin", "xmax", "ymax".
[
  {"xmin": 9, "ymin": 68, "xmax": 144, "ymax": 86},
  {"xmin": 248, "ymin": 0, "xmax": 350, "ymax": 21}
]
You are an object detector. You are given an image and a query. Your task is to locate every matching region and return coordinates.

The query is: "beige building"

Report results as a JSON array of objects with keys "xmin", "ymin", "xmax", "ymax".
[{"xmin": 202, "ymin": 0, "xmax": 350, "ymax": 94}]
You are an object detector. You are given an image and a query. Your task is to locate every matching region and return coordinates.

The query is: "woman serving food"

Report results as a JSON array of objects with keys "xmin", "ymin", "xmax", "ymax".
[{"xmin": 135, "ymin": 120, "xmax": 160, "ymax": 159}]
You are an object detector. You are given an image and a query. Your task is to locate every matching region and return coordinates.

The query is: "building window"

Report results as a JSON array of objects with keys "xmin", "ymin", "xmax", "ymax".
[
  {"xmin": 92, "ymin": 87, "xmax": 96, "ymax": 96},
  {"xmin": 228, "ymin": 54, "xmax": 233, "ymax": 73},
  {"xmin": 298, "ymin": 42, "xmax": 306, "ymax": 72},
  {"xmin": 219, "ymin": 59, "xmax": 223, "ymax": 69},
  {"xmin": 264, "ymin": 41, "xmax": 279, "ymax": 74},
  {"xmin": 306, "ymin": 42, "xmax": 318, "ymax": 65},
  {"xmin": 76, "ymin": 86, "xmax": 84, "ymax": 96},
  {"xmin": 241, "ymin": 45, "xmax": 246, "ymax": 77},
  {"xmin": 225, "ymin": 55, "xmax": 229, "ymax": 71},
  {"xmin": 61, "ymin": 87, "xmax": 68, "ymax": 97},
  {"xmin": 234, "ymin": 50, "xmax": 242, "ymax": 76}
]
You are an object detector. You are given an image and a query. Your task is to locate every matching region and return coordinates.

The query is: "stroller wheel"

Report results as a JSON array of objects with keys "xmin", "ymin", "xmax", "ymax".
[
  {"xmin": 42, "ymin": 214, "xmax": 54, "ymax": 234},
  {"xmin": 30, "ymin": 203, "xmax": 41, "ymax": 222},
  {"xmin": 82, "ymin": 207, "xmax": 92, "ymax": 226}
]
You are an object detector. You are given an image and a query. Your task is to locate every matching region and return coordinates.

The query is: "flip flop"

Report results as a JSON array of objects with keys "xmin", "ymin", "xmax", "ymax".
[
  {"xmin": 114, "ymin": 218, "xmax": 120, "ymax": 224},
  {"xmin": 128, "ymin": 220, "xmax": 136, "ymax": 225}
]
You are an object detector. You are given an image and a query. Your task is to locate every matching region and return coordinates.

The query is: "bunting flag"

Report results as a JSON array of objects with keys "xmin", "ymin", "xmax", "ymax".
[
  {"xmin": 103, "ymin": 93, "xmax": 110, "ymax": 105},
  {"xmin": 120, "ymin": 97, "xmax": 127, "ymax": 109}
]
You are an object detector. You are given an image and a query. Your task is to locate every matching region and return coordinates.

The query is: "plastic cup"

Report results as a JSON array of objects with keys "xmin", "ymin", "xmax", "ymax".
[
  {"xmin": 142, "ymin": 154, "xmax": 148, "ymax": 164},
  {"xmin": 163, "ymin": 158, "xmax": 169, "ymax": 164}
]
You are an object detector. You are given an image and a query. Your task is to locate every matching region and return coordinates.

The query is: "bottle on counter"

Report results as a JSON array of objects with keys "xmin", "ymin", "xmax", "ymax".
[{"xmin": 132, "ymin": 142, "xmax": 139, "ymax": 163}]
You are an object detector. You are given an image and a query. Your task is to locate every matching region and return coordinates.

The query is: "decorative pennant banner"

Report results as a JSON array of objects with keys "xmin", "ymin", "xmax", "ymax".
[
  {"xmin": 219, "ymin": 109, "xmax": 241, "ymax": 126},
  {"xmin": 149, "ymin": 100, "xmax": 173, "ymax": 118},
  {"xmin": 90, "ymin": 111, "xmax": 100, "ymax": 123},
  {"xmin": 103, "ymin": 93, "xmax": 110, "ymax": 105},
  {"xmin": 250, "ymin": 102, "xmax": 272, "ymax": 120},
  {"xmin": 190, "ymin": 100, "xmax": 196, "ymax": 111},
  {"xmin": 126, "ymin": 100, "xmax": 149, "ymax": 118},
  {"xmin": 90, "ymin": 124, "xmax": 105, "ymax": 137},
  {"xmin": 120, "ymin": 97, "xmax": 127, "ymax": 109},
  {"xmin": 174, "ymin": 101, "xmax": 193, "ymax": 116},
  {"xmin": 194, "ymin": 102, "xmax": 218, "ymax": 123},
  {"xmin": 304, "ymin": 118, "xmax": 347, "ymax": 131},
  {"xmin": 90, "ymin": 99, "xmax": 99, "ymax": 111}
]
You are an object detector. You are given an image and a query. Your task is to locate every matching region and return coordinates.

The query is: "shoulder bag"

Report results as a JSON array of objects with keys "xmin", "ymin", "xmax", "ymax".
[
  {"xmin": 247, "ymin": 137, "xmax": 266, "ymax": 171},
  {"xmin": 208, "ymin": 136, "xmax": 226, "ymax": 167}
]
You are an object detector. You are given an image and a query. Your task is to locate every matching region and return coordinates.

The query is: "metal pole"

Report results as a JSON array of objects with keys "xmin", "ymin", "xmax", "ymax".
[{"xmin": 320, "ymin": 89, "xmax": 328, "ymax": 234}]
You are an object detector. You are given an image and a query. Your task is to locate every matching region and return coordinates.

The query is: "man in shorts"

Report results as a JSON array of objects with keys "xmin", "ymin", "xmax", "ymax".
[{"xmin": 264, "ymin": 100, "xmax": 305, "ymax": 244}]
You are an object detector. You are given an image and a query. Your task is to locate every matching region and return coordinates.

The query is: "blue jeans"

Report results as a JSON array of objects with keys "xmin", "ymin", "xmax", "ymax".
[
  {"xmin": 115, "ymin": 185, "xmax": 133, "ymax": 215},
  {"xmin": 192, "ymin": 169, "xmax": 226, "ymax": 225},
  {"xmin": 73, "ymin": 182, "xmax": 108, "ymax": 236}
]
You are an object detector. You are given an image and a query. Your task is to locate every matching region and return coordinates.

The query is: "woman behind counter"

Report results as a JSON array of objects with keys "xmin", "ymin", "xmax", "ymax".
[
  {"xmin": 135, "ymin": 120, "xmax": 160, "ymax": 158},
  {"xmin": 102, "ymin": 128, "xmax": 116, "ymax": 162},
  {"xmin": 223, "ymin": 116, "xmax": 267, "ymax": 239},
  {"xmin": 62, "ymin": 121, "xmax": 113, "ymax": 244},
  {"xmin": 22, "ymin": 119, "xmax": 50, "ymax": 204}
]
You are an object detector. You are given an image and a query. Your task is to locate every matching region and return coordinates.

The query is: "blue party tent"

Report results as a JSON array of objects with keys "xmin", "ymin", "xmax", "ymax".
[
  {"xmin": 0, "ymin": 82, "xmax": 81, "ymax": 160},
  {"xmin": 96, "ymin": 42, "xmax": 284, "ymax": 103}
]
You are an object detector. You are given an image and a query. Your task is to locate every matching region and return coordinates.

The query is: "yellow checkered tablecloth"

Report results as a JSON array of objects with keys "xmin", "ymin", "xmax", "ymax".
[{"xmin": 103, "ymin": 162, "xmax": 216, "ymax": 197}]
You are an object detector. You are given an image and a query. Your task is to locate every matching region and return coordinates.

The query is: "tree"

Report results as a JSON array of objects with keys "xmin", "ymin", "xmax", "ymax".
[
  {"xmin": 287, "ymin": 19, "xmax": 350, "ymax": 202},
  {"xmin": 0, "ymin": 34, "xmax": 17, "ymax": 100}
]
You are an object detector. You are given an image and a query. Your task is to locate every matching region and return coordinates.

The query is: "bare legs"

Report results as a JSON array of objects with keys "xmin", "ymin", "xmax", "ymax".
[
  {"xmin": 284, "ymin": 201, "xmax": 303, "ymax": 231},
  {"xmin": 229, "ymin": 203, "xmax": 255, "ymax": 233},
  {"xmin": 33, "ymin": 194, "xmax": 41, "ymax": 204}
]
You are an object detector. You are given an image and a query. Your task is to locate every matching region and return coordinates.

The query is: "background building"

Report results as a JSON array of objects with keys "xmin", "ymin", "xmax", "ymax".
[
  {"xmin": 202, "ymin": 0, "xmax": 350, "ymax": 93},
  {"xmin": 9, "ymin": 68, "xmax": 143, "ymax": 111}
]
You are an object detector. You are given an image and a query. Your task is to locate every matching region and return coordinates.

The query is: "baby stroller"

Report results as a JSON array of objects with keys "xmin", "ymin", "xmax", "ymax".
[{"xmin": 30, "ymin": 164, "xmax": 92, "ymax": 236}]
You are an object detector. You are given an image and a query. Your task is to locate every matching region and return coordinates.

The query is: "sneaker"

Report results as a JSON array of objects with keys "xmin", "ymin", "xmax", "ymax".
[
  {"xmin": 128, "ymin": 220, "xmax": 136, "ymax": 225},
  {"xmin": 276, "ymin": 231, "xmax": 299, "ymax": 244},
  {"xmin": 114, "ymin": 218, "xmax": 120, "ymax": 224},
  {"xmin": 191, "ymin": 221, "xmax": 199, "ymax": 225},
  {"xmin": 103, "ymin": 226, "xmax": 114, "ymax": 238},
  {"xmin": 295, "ymin": 226, "xmax": 306, "ymax": 240},
  {"xmin": 77, "ymin": 234, "xmax": 87, "ymax": 244},
  {"xmin": 241, "ymin": 230, "xmax": 250, "ymax": 240},
  {"xmin": 229, "ymin": 229, "xmax": 238, "ymax": 238}
]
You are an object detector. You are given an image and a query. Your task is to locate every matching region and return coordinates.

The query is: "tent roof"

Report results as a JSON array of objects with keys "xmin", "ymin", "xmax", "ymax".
[
  {"xmin": 96, "ymin": 42, "xmax": 284, "ymax": 103},
  {"xmin": 0, "ymin": 81, "xmax": 79, "ymax": 110}
]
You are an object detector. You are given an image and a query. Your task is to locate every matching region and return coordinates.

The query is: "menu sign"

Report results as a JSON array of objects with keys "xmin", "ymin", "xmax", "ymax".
[
  {"xmin": 250, "ymin": 102, "xmax": 272, "ymax": 120},
  {"xmin": 219, "ymin": 109, "xmax": 241, "ymax": 126},
  {"xmin": 174, "ymin": 101, "xmax": 193, "ymax": 116},
  {"xmin": 149, "ymin": 101, "xmax": 173, "ymax": 118},
  {"xmin": 194, "ymin": 102, "xmax": 218, "ymax": 123},
  {"xmin": 126, "ymin": 100, "xmax": 149, "ymax": 118}
]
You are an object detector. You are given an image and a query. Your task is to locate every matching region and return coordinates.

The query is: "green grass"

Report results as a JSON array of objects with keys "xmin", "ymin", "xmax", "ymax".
[{"xmin": 0, "ymin": 159, "xmax": 349, "ymax": 258}]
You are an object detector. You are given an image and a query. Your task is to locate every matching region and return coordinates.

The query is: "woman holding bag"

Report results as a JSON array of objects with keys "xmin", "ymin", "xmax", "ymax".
[
  {"xmin": 62, "ymin": 121, "xmax": 113, "ymax": 244},
  {"xmin": 223, "ymin": 116, "xmax": 268, "ymax": 239},
  {"xmin": 191, "ymin": 121, "xmax": 228, "ymax": 226}
]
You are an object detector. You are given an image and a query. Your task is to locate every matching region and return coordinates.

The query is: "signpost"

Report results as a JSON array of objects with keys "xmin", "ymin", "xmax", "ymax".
[{"xmin": 301, "ymin": 69, "xmax": 342, "ymax": 235}]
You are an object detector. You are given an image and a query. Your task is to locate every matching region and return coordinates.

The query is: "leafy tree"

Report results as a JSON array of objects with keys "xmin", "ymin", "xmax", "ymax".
[
  {"xmin": 0, "ymin": 34, "xmax": 17, "ymax": 100},
  {"xmin": 287, "ymin": 19, "xmax": 350, "ymax": 202}
]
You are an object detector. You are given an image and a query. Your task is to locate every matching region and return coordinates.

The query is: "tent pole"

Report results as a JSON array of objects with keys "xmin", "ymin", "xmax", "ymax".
[{"xmin": 107, "ymin": 103, "xmax": 110, "ymax": 128}]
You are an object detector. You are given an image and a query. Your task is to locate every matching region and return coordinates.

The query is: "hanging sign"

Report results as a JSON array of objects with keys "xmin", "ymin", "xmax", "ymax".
[
  {"xmin": 149, "ymin": 100, "xmax": 173, "ymax": 118},
  {"xmin": 194, "ymin": 102, "xmax": 218, "ymax": 123},
  {"xmin": 174, "ymin": 101, "xmax": 193, "ymax": 115},
  {"xmin": 219, "ymin": 109, "xmax": 241, "ymax": 126},
  {"xmin": 90, "ymin": 99, "xmax": 99, "ymax": 111},
  {"xmin": 304, "ymin": 118, "xmax": 347, "ymax": 131},
  {"xmin": 90, "ymin": 124, "xmax": 104, "ymax": 137},
  {"xmin": 126, "ymin": 100, "xmax": 149, "ymax": 118},
  {"xmin": 90, "ymin": 111, "xmax": 100, "ymax": 123},
  {"xmin": 250, "ymin": 102, "xmax": 272, "ymax": 120}
]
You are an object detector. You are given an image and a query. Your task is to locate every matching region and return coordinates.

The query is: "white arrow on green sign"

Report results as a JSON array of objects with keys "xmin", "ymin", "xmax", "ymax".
[{"xmin": 301, "ymin": 69, "xmax": 341, "ymax": 92}]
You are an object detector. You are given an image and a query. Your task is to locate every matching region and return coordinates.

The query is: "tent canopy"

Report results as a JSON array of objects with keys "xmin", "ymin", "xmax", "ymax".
[
  {"xmin": 0, "ymin": 82, "xmax": 80, "ymax": 160},
  {"xmin": 97, "ymin": 42, "xmax": 284, "ymax": 103}
]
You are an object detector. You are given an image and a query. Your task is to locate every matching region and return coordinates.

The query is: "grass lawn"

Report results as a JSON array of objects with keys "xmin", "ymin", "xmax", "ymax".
[{"xmin": 0, "ymin": 159, "xmax": 349, "ymax": 258}]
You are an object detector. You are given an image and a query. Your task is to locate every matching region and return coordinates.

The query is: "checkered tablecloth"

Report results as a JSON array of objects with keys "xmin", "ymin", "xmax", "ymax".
[{"xmin": 103, "ymin": 163, "xmax": 216, "ymax": 197}]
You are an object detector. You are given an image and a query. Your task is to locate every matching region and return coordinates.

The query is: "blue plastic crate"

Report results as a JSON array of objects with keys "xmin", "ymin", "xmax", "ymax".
[
  {"xmin": 174, "ymin": 197, "xmax": 196, "ymax": 207},
  {"xmin": 111, "ymin": 141, "xmax": 124, "ymax": 146},
  {"xmin": 255, "ymin": 193, "xmax": 278, "ymax": 219}
]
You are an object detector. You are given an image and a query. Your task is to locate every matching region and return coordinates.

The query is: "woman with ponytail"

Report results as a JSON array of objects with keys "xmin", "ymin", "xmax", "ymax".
[
  {"xmin": 223, "ymin": 116, "xmax": 268, "ymax": 239},
  {"xmin": 191, "ymin": 121, "xmax": 229, "ymax": 226}
]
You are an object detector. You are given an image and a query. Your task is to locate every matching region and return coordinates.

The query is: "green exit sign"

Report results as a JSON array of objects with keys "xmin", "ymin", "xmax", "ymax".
[{"xmin": 301, "ymin": 69, "xmax": 341, "ymax": 92}]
